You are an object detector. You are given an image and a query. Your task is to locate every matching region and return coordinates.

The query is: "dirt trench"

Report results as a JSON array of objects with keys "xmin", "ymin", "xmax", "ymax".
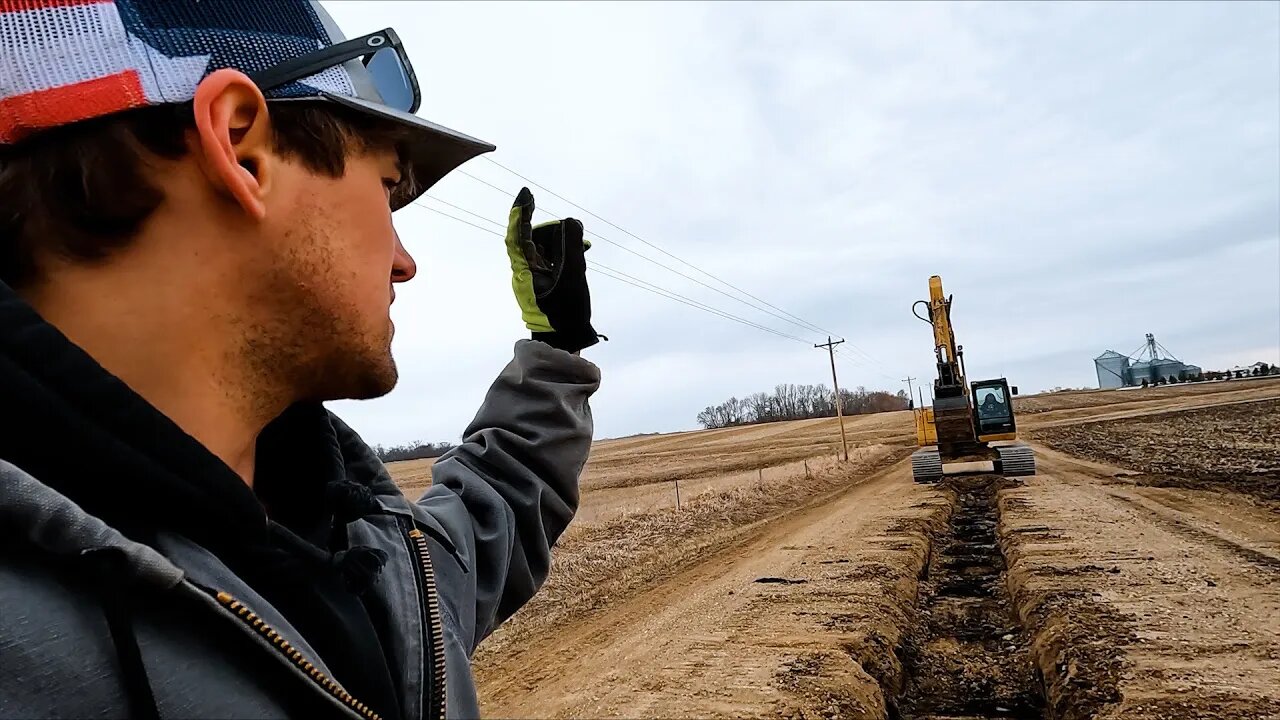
[{"xmin": 897, "ymin": 475, "xmax": 1045, "ymax": 720}]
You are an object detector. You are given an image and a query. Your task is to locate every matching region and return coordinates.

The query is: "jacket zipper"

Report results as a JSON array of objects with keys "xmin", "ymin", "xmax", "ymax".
[
  {"xmin": 406, "ymin": 526, "xmax": 448, "ymax": 720},
  {"xmin": 211, "ymin": 591, "xmax": 380, "ymax": 720}
]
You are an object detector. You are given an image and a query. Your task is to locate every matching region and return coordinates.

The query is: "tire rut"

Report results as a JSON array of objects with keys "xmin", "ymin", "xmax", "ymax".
[{"xmin": 1103, "ymin": 491, "xmax": 1280, "ymax": 571}]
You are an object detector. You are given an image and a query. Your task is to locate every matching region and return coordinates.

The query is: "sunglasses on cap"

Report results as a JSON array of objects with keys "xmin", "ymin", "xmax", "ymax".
[
  {"xmin": 241, "ymin": 10, "xmax": 494, "ymax": 209},
  {"xmin": 250, "ymin": 28, "xmax": 420, "ymax": 115}
]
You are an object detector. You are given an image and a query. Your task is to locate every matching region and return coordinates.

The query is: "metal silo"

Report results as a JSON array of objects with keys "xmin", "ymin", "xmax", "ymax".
[
  {"xmin": 1150, "ymin": 359, "xmax": 1185, "ymax": 383},
  {"xmin": 1129, "ymin": 360, "xmax": 1155, "ymax": 385},
  {"xmin": 1095, "ymin": 350, "xmax": 1130, "ymax": 389}
]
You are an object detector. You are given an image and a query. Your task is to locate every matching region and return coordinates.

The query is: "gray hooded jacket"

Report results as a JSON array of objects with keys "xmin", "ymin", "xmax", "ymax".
[{"xmin": 0, "ymin": 339, "xmax": 600, "ymax": 720}]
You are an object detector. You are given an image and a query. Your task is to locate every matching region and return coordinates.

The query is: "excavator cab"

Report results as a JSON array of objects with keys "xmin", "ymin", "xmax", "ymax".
[{"xmin": 971, "ymin": 379, "xmax": 1016, "ymax": 441}]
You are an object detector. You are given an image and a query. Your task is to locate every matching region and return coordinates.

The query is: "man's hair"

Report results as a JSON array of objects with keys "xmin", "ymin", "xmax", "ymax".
[{"xmin": 0, "ymin": 102, "xmax": 414, "ymax": 288}]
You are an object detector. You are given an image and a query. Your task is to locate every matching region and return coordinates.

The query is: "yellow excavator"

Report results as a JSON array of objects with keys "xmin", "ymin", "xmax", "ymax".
[{"xmin": 910, "ymin": 275, "xmax": 1036, "ymax": 483}]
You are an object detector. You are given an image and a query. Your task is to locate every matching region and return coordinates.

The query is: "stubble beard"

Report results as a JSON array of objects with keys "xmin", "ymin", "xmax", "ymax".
[{"xmin": 238, "ymin": 222, "xmax": 398, "ymax": 410}]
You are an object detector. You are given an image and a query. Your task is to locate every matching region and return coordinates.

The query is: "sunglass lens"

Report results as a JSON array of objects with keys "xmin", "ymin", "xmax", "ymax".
[{"xmin": 366, "ymin": 47, "xmax": 415, "ymax": 113}]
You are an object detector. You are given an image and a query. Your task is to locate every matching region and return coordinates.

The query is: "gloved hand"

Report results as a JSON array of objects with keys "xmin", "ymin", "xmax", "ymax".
[{"xmin": 505, "ymin": 187, "xmax": 602, "ymax": 353}]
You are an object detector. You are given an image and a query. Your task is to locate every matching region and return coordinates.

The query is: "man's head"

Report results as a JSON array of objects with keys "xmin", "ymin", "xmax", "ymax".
[
  {"xmin": 3, "ymin": 77, "xmax": 416, "ymax": 401},
  {"xmin": 0, "ymin": 0, "xmax": 494, "ymax": 407}
]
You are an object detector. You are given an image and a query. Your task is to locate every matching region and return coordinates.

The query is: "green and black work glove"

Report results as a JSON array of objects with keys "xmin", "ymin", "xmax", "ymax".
[{"xmin": 505, "ymin": 187, "xmax": 603, "ymax": 353}]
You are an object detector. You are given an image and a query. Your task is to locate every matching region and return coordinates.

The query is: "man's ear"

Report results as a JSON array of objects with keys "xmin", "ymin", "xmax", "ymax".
[{"xmin": 190, "ymin": 69, "xmax": 274, "ymax": 221}]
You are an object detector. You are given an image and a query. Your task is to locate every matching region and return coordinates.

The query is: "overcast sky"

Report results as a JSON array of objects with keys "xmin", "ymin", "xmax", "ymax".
[{"xmin": 322, "ymin": 1, "xmax": 1280, "ymax": 445}]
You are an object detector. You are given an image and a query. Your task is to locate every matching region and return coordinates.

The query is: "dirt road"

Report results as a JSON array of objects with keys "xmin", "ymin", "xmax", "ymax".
[
  {"xmin": 1002, "ymin": 448, "xmax": 1280, "ymax": 719},
  {"xmin": 479, "ymin": 460, "xmax": 950, "ymax": 719},
  {"xmin": 479, "ymin": 444, "xmax": 1280, "ymax": 719}
]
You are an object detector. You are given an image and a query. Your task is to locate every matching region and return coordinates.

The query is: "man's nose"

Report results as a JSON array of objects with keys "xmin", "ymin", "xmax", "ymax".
[{"xmin": 392, "ymin": 229, "xmax": 417, "ymax": 283}]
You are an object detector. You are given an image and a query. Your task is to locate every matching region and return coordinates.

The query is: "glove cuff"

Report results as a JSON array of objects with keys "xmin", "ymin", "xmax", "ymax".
[{"xmin": 533, "ymin": 327, "xmax": 602, "ymax": 354}]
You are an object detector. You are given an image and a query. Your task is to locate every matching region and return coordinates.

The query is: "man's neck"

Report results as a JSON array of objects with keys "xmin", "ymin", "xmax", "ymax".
[{"xmin": 20, "ymin": 267, "xmax": 283, "ymax": 487}]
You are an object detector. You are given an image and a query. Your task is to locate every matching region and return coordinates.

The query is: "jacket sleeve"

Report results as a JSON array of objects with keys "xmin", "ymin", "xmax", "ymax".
[{"xmin": 413, "ymin": 340, "xmax": 599, "ymax": 649}]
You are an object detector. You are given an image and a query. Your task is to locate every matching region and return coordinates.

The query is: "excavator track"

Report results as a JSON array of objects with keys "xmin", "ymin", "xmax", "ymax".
[
  {"xmin": 996, "ymin": 444, "xmax": 1037, "ymax": 476},
  {"xmin": 911, "ymin": 445, "xmax": 1036, "ymax": 483},
  {"xmin": 911, "ymin": 448, "xmax": 944, "ymax": 483}
]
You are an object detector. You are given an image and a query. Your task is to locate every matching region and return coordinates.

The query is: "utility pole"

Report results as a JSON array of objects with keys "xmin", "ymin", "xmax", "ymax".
[
  {"xmin": 815, "ymin": 336, "xmax": 849, "ymax": 462},
  {"xmin": 902, "ymin": 376, "xmax": 917, "ymax": 408}
]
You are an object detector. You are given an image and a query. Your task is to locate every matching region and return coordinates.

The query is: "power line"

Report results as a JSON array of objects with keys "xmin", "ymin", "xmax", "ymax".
[
  {"xmin": 421, "ymin": 193, "xmax": 903, "ymax": 360},
  {"xmin": 420, "ymin": 195, "xmax": 506, "ymax": 229},
  {"xmin": 441, "ymin": 178, "xmax": 830, "ymax": 342},
  {"xmin": 468, "ymin": 162, "xmax": 846, "ymax": 338},
  {"xmin": 412, "ymin": 197, "xmax": 814, "ymax": 344},
  {"xmin": 835, "ymin": 344, "xmax": 897, "ymax": 376},
  {"xmin": 437, "ymin": 168, "xmax": 906, "ymax": 372},
  {"xmin": 411, "ymin": 201, "xmax": 505, "ymax": 237},
  {"xmin": 456, "ymin": 168, "xmax": 516, "ymax": 199},
  {"xmin": 479, "ymin": 157, "xmax": 837, "ymax": 335},
  {"xmin": 467, "ymin": 161, "xmax": 903, "ymax": 371},
  {"xmin": 416, "ymin": 199, "xmax": 906, "ymax": 383},
  {"xmin": 588, "ymin": 259, "xmax": 813, "ymax": 345},
  {"xmin": 412, "ymin": 198, "xmax": 783, "ymax": 333},
  {"xmin": 833, "ymin": 347, "xmax": 898, "ymax": 382},
  {"xmin": 405, "ymin": 201, "xmax": 815, "ymax": 346},
  {"xmin": 587, "ymin": 264, "xmax": 812, "ymax": 345},
  {"xmin": 419, "ymin": 190, "xmax": 911, "ymax": 379},
  {"xmin": 846, "ymin": 342, "xmax": 898, "ymax": 374},
  {"xmin": 582, "ymin": 228, "xmax": 827, "ymax": 339}
]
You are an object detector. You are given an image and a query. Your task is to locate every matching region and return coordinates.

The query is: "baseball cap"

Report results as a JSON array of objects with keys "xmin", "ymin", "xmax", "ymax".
[{"xmin": 0, "ymin": 0, "xmax": 495, "ymax": 210}]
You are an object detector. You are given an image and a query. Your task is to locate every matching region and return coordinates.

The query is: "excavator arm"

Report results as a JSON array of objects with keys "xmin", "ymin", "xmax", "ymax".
[
  {"xmin": 920, "ymin": 275, "xmax": 964, "ymax": 392},
  {"xmin": 913, "ymin": 275, "xmax": 976, "ymax": 450}
]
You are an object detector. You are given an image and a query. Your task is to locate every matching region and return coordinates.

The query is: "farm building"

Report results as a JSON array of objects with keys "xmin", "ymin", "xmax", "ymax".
[{"xmin": 1094, "ymin": 334, "xmax": 1201, "ymax": 388}]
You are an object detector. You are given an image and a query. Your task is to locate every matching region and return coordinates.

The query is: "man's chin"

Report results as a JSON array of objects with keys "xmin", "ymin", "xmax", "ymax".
[
  {"xmin": 350, "ymin": 357, "xmax": 399, "ymax": 400},
  {"xmin": 312, "ymin": 352, "xmax": 398, "ymax": 402}
]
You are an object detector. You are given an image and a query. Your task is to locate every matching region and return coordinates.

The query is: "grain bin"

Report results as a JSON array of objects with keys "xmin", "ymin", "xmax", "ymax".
[{"xmin": 1095, "ymin": 350, "xmax": 1130, "ymax": 389}]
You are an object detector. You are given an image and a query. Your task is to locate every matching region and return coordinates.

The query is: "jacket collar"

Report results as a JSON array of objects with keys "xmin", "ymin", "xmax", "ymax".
[{"xmin": 0, "ymin": 458, "xmax": 185, "ymax": 588}]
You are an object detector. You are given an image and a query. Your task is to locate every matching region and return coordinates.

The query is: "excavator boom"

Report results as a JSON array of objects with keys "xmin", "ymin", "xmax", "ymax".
[
  {"xmin": 913, "ymin": 275, "xmax": 977, "ymax": 451},
  {"xmin": 926, "ymin": 275, "xmax": 963, "ymax": 390}
]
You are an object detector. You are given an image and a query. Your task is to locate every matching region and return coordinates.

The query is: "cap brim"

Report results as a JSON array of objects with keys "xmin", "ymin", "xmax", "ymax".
[{"xmin": 319, "ymin": 92, "xmax": 496, "ymax": 211}]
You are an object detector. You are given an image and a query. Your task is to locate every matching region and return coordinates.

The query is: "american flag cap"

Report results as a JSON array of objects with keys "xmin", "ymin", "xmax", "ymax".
[{"xmin": 0, "ymin": 0, "xmax": 495, "ymax": 209}]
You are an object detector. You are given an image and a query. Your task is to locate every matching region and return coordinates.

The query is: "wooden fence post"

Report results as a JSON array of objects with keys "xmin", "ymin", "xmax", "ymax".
[{"xmin": 674, "ymin": 479, "xmax": 681, "ymax": 510}]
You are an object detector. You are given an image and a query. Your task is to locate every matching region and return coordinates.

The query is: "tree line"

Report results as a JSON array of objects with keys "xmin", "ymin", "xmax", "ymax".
[
  {"xmin": 374, "ymin": 441, "xmax": 458, "ymax": 463},
  {"xmin": 697, "ymin": 383, "xmax": 910, "ymax": 429}
]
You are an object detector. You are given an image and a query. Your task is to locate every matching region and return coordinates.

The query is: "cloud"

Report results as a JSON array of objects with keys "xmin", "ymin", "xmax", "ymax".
[{"xmin": 321, "ymin": 0, "xmax": 1279, "ymax": 444}]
